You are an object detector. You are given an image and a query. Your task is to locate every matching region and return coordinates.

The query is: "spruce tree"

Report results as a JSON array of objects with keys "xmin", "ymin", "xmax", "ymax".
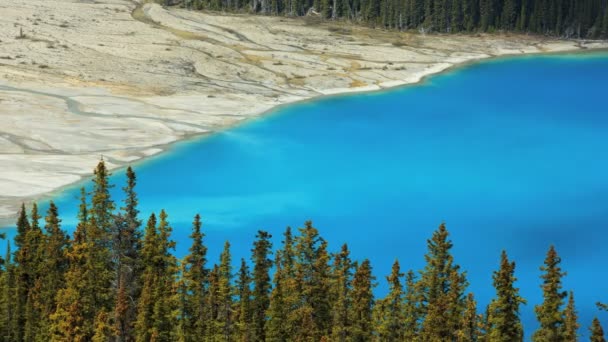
[
  {"xmin": 235, "ymin": 258, "xmax": 252, "ymax": 341},
  {"xmin": 266, "ymin": 252, "xmax": 289, "ymax": 341},
  {"xmin": 251, "ymin": 230, "xmax": 273, "ymax": 342},
  {"xmin": 351, "ymin": 259, "xmax": 374, "ymax": 342},
  {"xmin": 533, "ymin": 245, "xmax": 567, "ymax": 342},
  {"xmin": 591, "ymin": 318, "xmax": 606, "ymax": 342},
  {"xmin": 114, "ymin": 166, "xmax": 143, "ymax": 341},
  {"xmin": 0, "ymin": 242, "xmax": 16, "ymax": 341},
  {"xmin": 54, "ymin": 160, "xmax": 116, "ymax": 340},
  {"xmin": 457, "ymin": 293, "xmax": 479, "ymax": 341},
  {"xmin": 373, "ymin": 259, "xmax": 404, "ymax": 341},
  {"xmin": 487, "ymin": 250, "xmax": 525, "ymax": 341},
  {"xmin": 563, "ymin": 291, "xmax": 579, "ymax": 342},
  {"xmin": 331, "ymin": 244, "xmax": 354, "ymax": 342},
  {"xmin": 181, "ymin": 214, "xmax": 209, "ymax": 341},
  {"xmin": 214, "ymin": 241, "xmax": 235, "ymax": 340},
  {"xmin": 34, "ymin": 202, "xmax": 70, "ymax": 341},
  {"xmin": 418, "ymin": 223, "xmax": 468, "ymax": 341},
  {"xmin": 292, "ymin": 221, "xmax": 332, "ymax": 340},
  {"xmin": 403, "ymin": 270, "xmax": 420, "ymax": 340}
]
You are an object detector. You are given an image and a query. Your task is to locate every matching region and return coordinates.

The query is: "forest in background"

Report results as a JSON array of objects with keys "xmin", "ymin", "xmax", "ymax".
[
  {"xmin": 173, "ymin": 0, "xmax": 608, "ymax": 38},
  {"xmin": 0, "ymin": 161, "xmax": 606, "ymax": 341}
]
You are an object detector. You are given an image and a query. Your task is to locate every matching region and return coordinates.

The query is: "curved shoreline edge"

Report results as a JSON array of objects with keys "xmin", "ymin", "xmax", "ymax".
[
  {"xmin": 1, "ymin": 0, "xmax": 607, "ymax": 227},
  {"xmin": 2, "ymin": 48, "xmax": 607, "ymax": 229}
]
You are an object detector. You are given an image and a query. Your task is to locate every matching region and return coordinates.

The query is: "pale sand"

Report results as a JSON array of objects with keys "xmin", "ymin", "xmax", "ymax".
[{"xmin": 0, "ymin": 0, "xmax": 606, "ymax": 223}]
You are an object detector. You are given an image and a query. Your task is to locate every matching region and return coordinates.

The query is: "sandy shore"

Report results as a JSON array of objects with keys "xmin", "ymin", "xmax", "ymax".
[{"xmin": 0, "ymin": 0, "xmax": 606, "ymax": 224}]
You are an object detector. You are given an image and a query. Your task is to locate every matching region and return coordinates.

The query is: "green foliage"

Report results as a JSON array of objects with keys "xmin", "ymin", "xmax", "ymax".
[
  {"xmin": 418, "ymin": 223, "xmax": 468, "ymax": 341},
  {"xmin": 180, "ymin": 214, "xmax": 209, "ymax": 341},
  {"xmin": 173, "ymin": 0, "xmax": 607, "ymax": 37},
  {"xmin": 373, "ymin": 259, "xmax": 405, "ymax": 341},
  {"xmin": 330, "ymin": 244, "xmax": 354, "ymax": 342},
  {"xmin": 487, "ymin": 250, "xmax": 525, "ymax": 342},
  {"xmin": 351, "ymin": 259, "xmax": 375, "ymax": 342},
  {"xmin": 563, "ymin": 291, "xmax": 579, "ymax": 342},
  {"xmin": 533, "ymin": 245, "xmax": 568, "ymax": 342},
  {"xmin": 2, "ymin": 164, "xmax": 606, "ymax": 341},
  {"xmin": 251, "ymin": 230, "xmax": 273, "ymax": 341},
  {"xmin": 591, "ymin": 318, "xmax": 606, "ymax": 342}
]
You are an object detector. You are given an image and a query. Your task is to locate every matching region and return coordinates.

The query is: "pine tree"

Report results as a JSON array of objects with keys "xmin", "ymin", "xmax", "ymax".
[
  {"xmin": 403, "ymin": 270, "xmax": 420, "ymax": 340},
  {"xmin": 292, "ymin": 221, "xmax": 332, "ymax": 340},
  {"xmin": 34, "ymin": 202, "xmax": 70, "ymax": 341},
  {"xmin": 351, "ymin": 259, "xmax": 374, "ymax": 342},
  {"xmin": 266, "ymin": 252, "xmax": 289, "ymax": 341},
  {"xmin": 13, "ymin": 203, "xmax": 34, "ymax": 342},
  {"xmin": 53, "ymin": 160, "xmax": 116, "ymax": 339},
  {"xmin": 373, "ymin": 259, "xmax": 404, "ymax": 341},
  {"xmin": 419, "ymin": 223, "xmax": 468, "ymax": 341},
  {"xmin": 50, "ymin": 216, "xmax": 93, "ymax": 341},
  {"xmin": 457, "ymin": 293, "xmax": 479, "ymax": 341},
  {"xmin": 266, "ymin": 227, "xmax": 298, "ymax": 340},
  {"xmin": 0, "ymin": 242, "xmax": 16, "ymax": 341},
  {"xmin": 92, "ymin": 310, "xmax": 114, "ymax": 342},
  {"xmin": 533, "ymin": 245, "xmax": 567, "ymax": 342},
  {"xmin": 90, "ymin": 160, "xmax": 115, "ymax": 244},
  {"xmin": 331, "ymin": 244, "xmax": 354, "ymax": 342},
  {"xmin": 181, "ymin": 214, "xmax": 209, "ymax": 341},
  {"xmin": 235, "ymin": 258, "xmax": 252, "ymax": 341},
  {"xmin": 135, "ymin": 211, "xmax": 178, "ymax": 342},
  {"xmin": 114, "ymin": 166, "xmax": 143, "ymax": 341},
  {"xmin": 487, "ymin": 250, "xmax": 525, "ymax": 341},
  {"xmin": 213, "ymin": 241, "xmax": 235, "ymax": 341},
  {"xmin": 591, "ymin": 318, "xmax": 606, "ymax": 342},
  {"xmin": 251, "ymin": 230, "xmax": 273, "ymax": 342},
  {"xmin": 135, "ymin": 214, "xmax": 159, "ymax": 342},
  {"xmin": 563, "ymin": 291, "xmax": 579, "ymax": 342}
]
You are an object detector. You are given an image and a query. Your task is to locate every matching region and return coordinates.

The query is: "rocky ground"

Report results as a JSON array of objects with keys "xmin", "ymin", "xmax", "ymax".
[{"xmin": 0, "ymin": 0, "xmax": 606, "ymax": 224}]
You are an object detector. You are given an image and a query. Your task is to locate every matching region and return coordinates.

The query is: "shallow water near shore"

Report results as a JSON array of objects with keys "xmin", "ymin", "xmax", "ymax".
[{"xmin": 4, "ymin": 51, "xmax": 608, "ymax": 338}]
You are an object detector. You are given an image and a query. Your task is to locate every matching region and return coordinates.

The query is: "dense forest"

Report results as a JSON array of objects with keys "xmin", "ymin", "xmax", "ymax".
[
  {"xmin": 0, "ymin": 160, "xmax": 606, "ymax": 341},
  {"xmin": 174, "ymin": 0, "xmax": 608, "ymax": 38}
]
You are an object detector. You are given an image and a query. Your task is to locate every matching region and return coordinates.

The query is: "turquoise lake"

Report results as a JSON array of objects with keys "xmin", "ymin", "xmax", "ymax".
[{"xmin": 3, "ymin": 51, "xmax": 608, "ymax": 338}]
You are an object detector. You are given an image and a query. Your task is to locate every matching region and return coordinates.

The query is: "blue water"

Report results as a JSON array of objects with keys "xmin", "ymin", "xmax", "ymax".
[{"xmin": 4, "ymin": 52, "xmax": 608, "ymax": 338}]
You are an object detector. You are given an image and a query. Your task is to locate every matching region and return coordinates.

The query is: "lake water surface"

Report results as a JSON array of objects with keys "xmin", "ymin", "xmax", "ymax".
[{"xmin": 4, "ymin": 51, "xmax": 608, "ymax": 339}]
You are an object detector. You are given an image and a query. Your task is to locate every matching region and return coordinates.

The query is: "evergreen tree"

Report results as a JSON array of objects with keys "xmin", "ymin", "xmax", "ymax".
[
  {"xmin": 135, "ymin": 211, "xmax": 178, "ymax": 342},
  {"xmin": 457, "ymin": 293, "xmax": 479, "ymax": 342},
  {"xmin": 212, "ymin": 241, "xmax": 235, "ymax": 340},
  {"xmin": 54, "ymin": 161, "xmax": 116, "ymax": 340},
  {"xmin": 331, "ymin": 244, "xmax": 354, "ymax": 342},
  {"xmin": 487, "ymin": 250, "xmax": 525, "ymax": 342},
  {"xmin": 251, "ymin": 230, "xmax": 273, "ymax": 342},
  {"xmin": 266, "ymin": 252, "xmax": 289, "ymax": 341},
  {"xmin": 591, "ymin": 318, "xmax": 606, "ymax": 342},
  {"xmin": 351, "ymin": 259, "xmax": 374, "ymax": 342},
  {"xmin": 563, "ymin": 291, "xmax": 579, "ymax": 342},
  {"xmin": 403, "ymin": 270, "xmax": 420, "ymax": 340},
  {"xmin": 34, "ymin": 202, "xmax": 70, "ymax": 341},
  {"xmin": 418, "ymin": 223, "xmax": 468, "ymax": 341},
  {"xmin": 114, "ymin": 166, "xmax": 143, "ymax": 341},
  {"xmin": 266, "ymin": 227, "xmax": 298, "ymax": 340},
  {"xmin": 0, "ymin": 242, "xmax": 16, "ymax": 341},
  {"xmin": 533, "ymin": 245, "xmax": 567, "ymax": 342},
  {"xmin": 373, "ymin": 259, "xmax": 404, "ymax": 341},
  {"xmin": 292, "ymin": 221, "xmax": 332, "ymax": 340},
  {"xmin": 181, "ymin": 214, "xmax": 209, "ymax": 341},
  {"xmin": 235, "ymin": 258, "xmax": 252, "ymax": 342}
]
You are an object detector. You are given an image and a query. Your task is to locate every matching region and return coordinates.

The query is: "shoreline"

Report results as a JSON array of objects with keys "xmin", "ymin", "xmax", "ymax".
[
  {"xmin": 1, "ymin": 0, "xmax": 608, "ymax": 226},
  {"xmin": 2, "ymin": 47, "xmax": 606, "ymax": 228}
]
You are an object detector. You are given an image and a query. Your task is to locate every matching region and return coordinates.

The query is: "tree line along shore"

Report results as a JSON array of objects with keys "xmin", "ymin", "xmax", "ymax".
[
  {"xmin": 171, "ymin": 0, "xmax": 608, "ymax": 38},
  {"xmin": 0, "ymin": 161, "xmax": 606, "ymax": 341}
]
